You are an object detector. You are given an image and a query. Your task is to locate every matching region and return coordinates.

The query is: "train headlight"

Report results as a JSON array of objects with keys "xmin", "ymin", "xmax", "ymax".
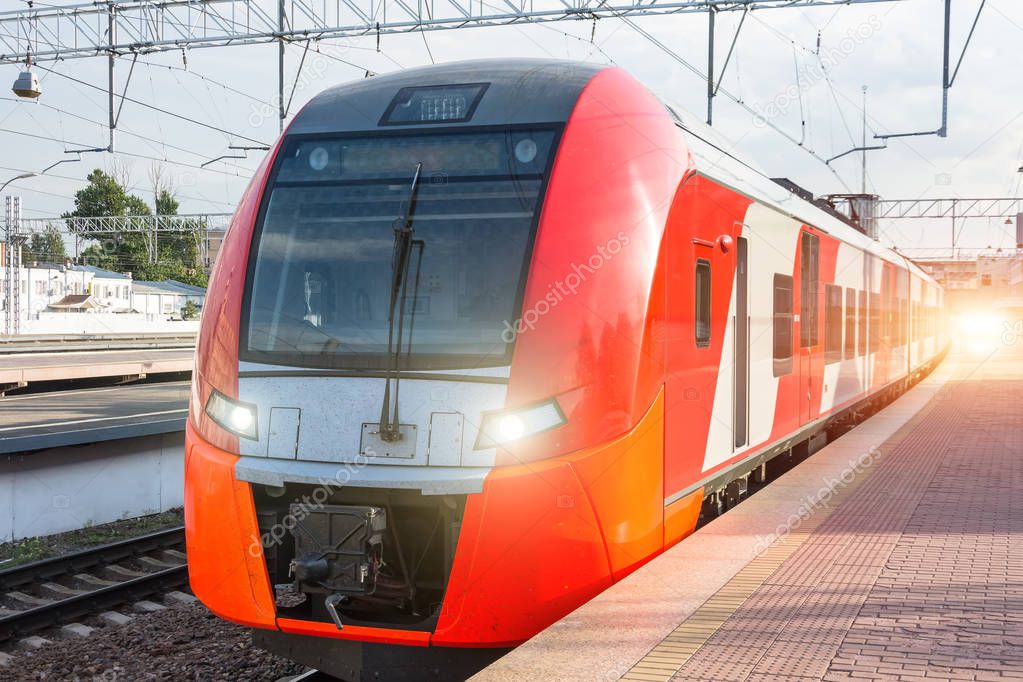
[
  {"xmin": 474, "ymin": 400, "xmax": 566, "ymax": 449},
  {"xmin": 205, "ymin": 389, "xmax": 259, "ymax": 440}
]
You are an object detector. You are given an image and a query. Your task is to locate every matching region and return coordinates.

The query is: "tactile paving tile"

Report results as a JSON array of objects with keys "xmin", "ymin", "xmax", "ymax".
[{"xmin": 623, "ymin": 352, "xmax": 1023, "ymax": 682}]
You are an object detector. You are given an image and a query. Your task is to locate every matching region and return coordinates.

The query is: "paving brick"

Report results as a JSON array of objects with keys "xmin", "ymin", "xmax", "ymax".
[{"xmin": 664, "ymin": 351, "xmax": 1023, "ymax": 682}]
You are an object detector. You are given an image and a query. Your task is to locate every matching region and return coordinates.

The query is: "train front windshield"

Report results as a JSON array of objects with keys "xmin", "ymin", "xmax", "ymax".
[{"xmin": 242, "ymin": 128, "xmax": 557, "ymax": 370}]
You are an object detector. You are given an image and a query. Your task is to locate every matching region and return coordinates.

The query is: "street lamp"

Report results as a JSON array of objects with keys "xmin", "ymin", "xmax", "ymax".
[
  {"xmin": 12, "ymin": 53, "xmax": 41, "ymax": 99},
  {"xmin": 0, "ymin": 173, "xmax": 35, "ymax": 194}
]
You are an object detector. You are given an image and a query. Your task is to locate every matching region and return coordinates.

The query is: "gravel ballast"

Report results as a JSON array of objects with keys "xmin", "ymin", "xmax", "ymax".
[{"xmin": 3, "ymin": 600, "xmax": 307, "ymax": 681}]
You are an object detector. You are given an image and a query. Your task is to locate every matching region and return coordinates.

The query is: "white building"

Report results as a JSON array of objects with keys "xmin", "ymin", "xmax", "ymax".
[
  {"xmin": 131, "ymin": 280, "xmax": 206, "ymax": 318},
  {"xmin": 17, "ymin": 262, "xmax": 132, "ymax": 315},
  {"xmin": 2, "ymin": 242, "xmax": 206, "ymax": 332},
  {"xmin": 73, "ymin": 265, "xmax": 133, "ymax": 311},
  {"xmin": 1, "ymin": 254, "xmax": 134, "ymax": 322}
]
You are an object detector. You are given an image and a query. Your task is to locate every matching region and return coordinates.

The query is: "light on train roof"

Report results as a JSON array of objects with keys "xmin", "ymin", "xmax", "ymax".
[{"xmin": 380, "ymin": 83, "xmax": 489, "ymax": 125}]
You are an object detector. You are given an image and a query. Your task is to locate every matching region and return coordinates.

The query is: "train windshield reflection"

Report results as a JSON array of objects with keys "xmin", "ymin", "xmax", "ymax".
[{"xmin": 242, "ymin": 128, "xmax": 557, "ymax": 370}]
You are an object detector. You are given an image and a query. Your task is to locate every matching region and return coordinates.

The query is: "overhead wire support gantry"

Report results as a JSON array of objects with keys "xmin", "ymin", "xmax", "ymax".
[{"xmin": 0, "ymin": 0, "xmax": 910, "ymax": 65}]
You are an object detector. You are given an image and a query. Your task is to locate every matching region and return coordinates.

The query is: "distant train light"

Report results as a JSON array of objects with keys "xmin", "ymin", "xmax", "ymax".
[
  {"xmin": 205, "ymin": 389, "xmax": 259, "ymax": 440},
  {"xmin": 956, "ymin": 312, "xmax": 1002, "ymax": 337},
  {"xmin": 12, "ymin": 69, "xmax": 41, "ymax": 98},
  {"xmin": 475, "ymin": 399, "xmax": 566, "ymax": 449}
]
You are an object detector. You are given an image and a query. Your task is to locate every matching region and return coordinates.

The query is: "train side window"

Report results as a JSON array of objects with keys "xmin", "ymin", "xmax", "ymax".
[
  {"xmin": 895, "ymin": 298, "xmax": 903, "ymax": 346},
  {"xmin": 870, "ymin": 292, "xmax": 881, "ymax": 348},
  {"xmin": 799, "ymin": 233, "xmax": 819, "ymax": 347},
  {"xmin": 695, "ymin": 259, "xmax": 711, "ymax": 348},
  {"xmin": 902, "ymin": 299, "xmax": 909, "ymax": 345},
  {"xmin": 858, "ymin": 290, "xmax": 867, "ymax": 356},
  {"xmin": 845, "ymin": 288, "xmax": 856, "ymax": 360},
  {"xmin": 825, "ymin": 284, "xmax": 843, "ymax": 362},
  {"xmin": 773, "ymin": 274, "xmax": 793, "ymax": 376}
]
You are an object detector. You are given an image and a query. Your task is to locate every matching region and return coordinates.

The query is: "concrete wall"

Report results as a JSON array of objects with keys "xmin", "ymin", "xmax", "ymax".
[
  {"xmin": 0, "ymin": 432, "xmax": 185, "ymax": 542},
  {"xmin": 22, "ymin": 314, "xmax": 199, "ymax": 335}
]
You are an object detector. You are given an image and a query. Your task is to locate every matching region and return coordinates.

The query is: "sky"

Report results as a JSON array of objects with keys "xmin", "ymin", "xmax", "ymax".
[{"xmin": 0, "ymin": 0, "xmax": 1019, "ymax": 256}]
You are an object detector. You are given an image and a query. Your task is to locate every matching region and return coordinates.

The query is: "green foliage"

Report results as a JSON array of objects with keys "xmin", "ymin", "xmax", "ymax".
[
  {"xmin": 156, "ymin": 189, "xmax": 179, "ymax": 216},
  {"xmin": 64, "ymin": 169, "xmax": 207, "ymax": 289},
  {"xmin": 0, "ymin": 537, "xmax": 52, "ymax": 567},
  {"xmin": 182, "ymin": 300, "xmax": 199, "ymax": 320},
  {"xmin": 0, "ymin": 509, "xmax": 184, "ymax": 569},
  {"xmin": 24, "ymin": 225, "xmax": 67, "ymax": 265},
  {"xmin": 64, "ymin": 169, "xmax": 129, "ymax": 218}
]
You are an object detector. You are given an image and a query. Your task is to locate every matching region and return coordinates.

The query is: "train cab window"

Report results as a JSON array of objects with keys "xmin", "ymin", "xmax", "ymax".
[
  {"xmin": 845, "ymin": 288, "xmax": 856, "ymax": 360},
  {"xmin": 773, "ymin": 274, "xmax": 793, "ymax": 376},
  {"xmin": 242, "ymin": 128, "xmax": 558, "ymax": 370},
  {"xmin": 695, "ymin": 259, "xmax": 712, "ymax": 348},
  {"xmin": 858, "ymin": 290, "xmax": 867, "ymax": 356},
  {"xmin": 799, "ymin": 233, "xmax": 819, "ymax": 347},
  {"xmin": 824, "ymin": 284, "xmax": 843, "ymax": 362}
]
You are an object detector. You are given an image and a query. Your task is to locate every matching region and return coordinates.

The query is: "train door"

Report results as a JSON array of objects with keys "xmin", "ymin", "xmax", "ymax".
[
  {"xmin": 798, "ymin": 231, "xmax": 821, "ymax": 425},
  {"xmin": 733, "ymin": 236, "xmax": 749, "ymax": 449},
  {"xmin": 863, "ymin": 255, "xmax": 873, "ymax": 389}
]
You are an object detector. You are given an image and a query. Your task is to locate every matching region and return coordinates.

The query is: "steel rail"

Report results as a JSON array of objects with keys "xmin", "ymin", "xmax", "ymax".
[{"xmin": 0, "ymin": 526, "xmax": 187, "ymax": 641}]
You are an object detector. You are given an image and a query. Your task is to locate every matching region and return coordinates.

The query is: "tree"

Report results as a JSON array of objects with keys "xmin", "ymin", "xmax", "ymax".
[
  {"xmin": 182, "ymin": 300, "xmax": 199, "ymax": 320},
  {"xmin": 156, "ymin": 189, "xmax": 179, "ymax": 216},
  {"xmin": 64, "ymin": 168, "xmax": 207, "ymax": 287},
  {"xmin": 65, "ymin": 169, "xmax": 130, "ymax": 218},
  {"xmin": 24, "ymin": 226, "xmax": 67, "ymax": 265}
]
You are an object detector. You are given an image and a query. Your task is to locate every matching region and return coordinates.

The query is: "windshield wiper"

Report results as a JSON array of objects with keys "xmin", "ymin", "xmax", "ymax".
[{"xmin": 378, "ymin": 163, "xmax": 424, "ymax": 442}]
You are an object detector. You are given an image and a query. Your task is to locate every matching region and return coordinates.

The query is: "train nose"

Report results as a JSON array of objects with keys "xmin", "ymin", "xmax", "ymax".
[{"xmin": 234, "ymin": 375, "xmax": 507, "ymax": 468}]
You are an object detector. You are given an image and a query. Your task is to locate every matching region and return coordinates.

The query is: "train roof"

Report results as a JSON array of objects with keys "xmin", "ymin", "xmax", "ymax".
[
  {"xmin": 661, "ymin": 102, "xmax": 936, "ymax": 285},
  {"xmin": 291, "ymin": 58, "xmax": 935, "ymax": 286},
  {"xmin": 289, "ymin": 58, "xmax": 603, "ymax": 135}
]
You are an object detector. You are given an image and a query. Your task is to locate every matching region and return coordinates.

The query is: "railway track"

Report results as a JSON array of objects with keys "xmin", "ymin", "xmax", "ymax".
[{"xmin": 0, "ymin": 526, "xmax": 187, "ymax": 643}]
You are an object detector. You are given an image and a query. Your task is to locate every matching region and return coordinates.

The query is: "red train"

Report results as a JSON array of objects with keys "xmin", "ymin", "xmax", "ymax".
[{"xmin": 184, "ymin": 59, "xmax": 947, "ymax": 679}]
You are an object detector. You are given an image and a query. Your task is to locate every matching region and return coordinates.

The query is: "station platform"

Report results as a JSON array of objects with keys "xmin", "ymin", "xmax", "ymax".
[
  {"xmin": 0, "ymin": 347, "xmax": 192, "ymax": 392},
  {"xmin": 0, "ymin": 381, "xmax": 188, "ymax": 454},
  {"xmin": 476, "ymin": 345, "xmax": 1023, "ymax": 682}
]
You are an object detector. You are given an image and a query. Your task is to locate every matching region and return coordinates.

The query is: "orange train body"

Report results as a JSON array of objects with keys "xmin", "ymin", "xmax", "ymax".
[{"xmin": 185, "ymin": 59, "xmax": 946, "ymax": 679}]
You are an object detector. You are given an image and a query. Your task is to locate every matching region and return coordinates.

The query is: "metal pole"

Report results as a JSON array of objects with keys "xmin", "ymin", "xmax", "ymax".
[
  {"xmin": 3, "ymin": 198, "xmax": 10, "ymax": 336},
  {"xmin": 108, "ymin": 5, "xmax": 116, "ymax": 152},
  {"xmin": 707, "ymin": 7, "xmax": 716, "ymax": 126},
  {"xmin": 861, "ymin": 86, "xmax": 867, "ymax": 194},
  {"xmin": 951, "ymin": 200, "xmax": 956, "ymax": 253},
  {"xmin": 278, "ymin": 0, "xmax": 286, "ymax": 134},
  {"xmin": 940, "ymin": 0, "xmax": 951, "ymax": 137}
]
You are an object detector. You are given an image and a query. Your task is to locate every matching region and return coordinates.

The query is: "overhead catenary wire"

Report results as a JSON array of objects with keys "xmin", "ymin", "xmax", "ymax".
[
  {"xmin": 0, "ymin": 98, "xmax": 256, "ymax": 176},
  {"xmin": 0, "ymin": 126, "xmax": 258, "ymax": 184},
  {"xmin": 601, "ymin": 9, "xmax": 853, "ymax": 191},
  {"xmin": 33, "ymin": 64, "xmax": 271, "ymax": 148},
  {"xmin": 0, "ymin": 161, "xmax": 239, "ymax": 209}
]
